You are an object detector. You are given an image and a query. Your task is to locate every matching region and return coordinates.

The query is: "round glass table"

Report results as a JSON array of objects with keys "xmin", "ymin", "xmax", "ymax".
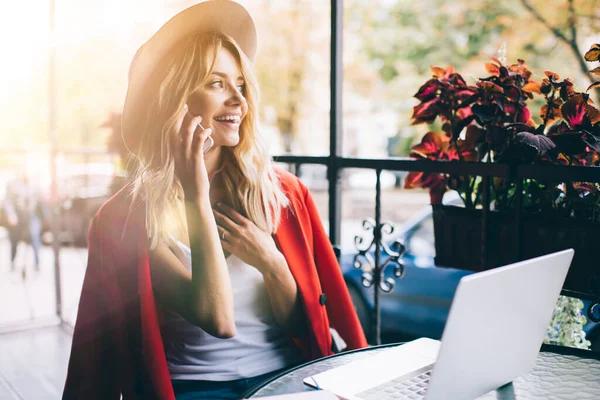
[{"xmin": 245, "ymin": 344, "xmax": 600, "ymax": 399}]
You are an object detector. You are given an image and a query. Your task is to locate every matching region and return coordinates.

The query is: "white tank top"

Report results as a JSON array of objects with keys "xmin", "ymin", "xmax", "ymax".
[{"xmin": 160, "ymin": 240, "xmax": 304, "ymax": 381}]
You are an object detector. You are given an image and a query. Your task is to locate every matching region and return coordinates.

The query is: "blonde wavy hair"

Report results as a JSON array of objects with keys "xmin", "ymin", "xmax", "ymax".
[{"xmin": 129, "ymin": 32, "xmax": 289, "ymax": 249}]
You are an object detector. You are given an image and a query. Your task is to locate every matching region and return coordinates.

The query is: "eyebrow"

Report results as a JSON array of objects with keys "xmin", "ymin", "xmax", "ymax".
[{"xmin": 211, "ymin": 71, "xmax": 244, "ymax": 81}]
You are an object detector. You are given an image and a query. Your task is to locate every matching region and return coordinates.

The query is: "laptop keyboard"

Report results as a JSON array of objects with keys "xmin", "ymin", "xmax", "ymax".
[{"xmin": 356, "ymin": 364, "xmax": 433, "ymax": 399}]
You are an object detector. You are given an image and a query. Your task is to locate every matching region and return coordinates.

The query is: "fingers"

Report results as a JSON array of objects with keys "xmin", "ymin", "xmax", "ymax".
[
  {"xmin": 216, "ymin": 225, "xmax": 231, "ymax": 243},
  {"xmin": 172, "ymin": 105, "xmax": 211, "ymax": 185},
  {"xmin": 214, "ymin": 208, "xmax": 241, "ymax": 234},
  {"xmin": 172, "ymin": 104, "xmax": 202, "ymax": 160},
  {"xmin": 216, "ymin": 203, "xmax": 247, "ymax": 226},
  {"xmin": 183, "ymin": 115, "xmax": 203, "ymax": 162},
  {"xmin": 192, "ymin": 127, "xmax": 213, "ymax": 159},
  {"xmin": 214, "ymin": 225, "xmax": 233, "ymax": 260}
]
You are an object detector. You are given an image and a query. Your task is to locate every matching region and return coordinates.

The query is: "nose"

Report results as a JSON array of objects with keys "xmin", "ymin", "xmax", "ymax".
[{"xmin": 226, "ymin": 84, "xmax": 246, "ymax": 107}]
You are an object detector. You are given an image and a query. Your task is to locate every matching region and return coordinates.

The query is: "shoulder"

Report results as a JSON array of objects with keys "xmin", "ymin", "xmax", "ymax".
[
  {"xmin": 93, "ymin": 182, "xmax": 145, "ymax": 241},
  {"xmin": 273, "ymin": 166, "xmax": 308, "ymax": 201},
  {"xmin": 272, "ymin": 166, "xmax": 322, "ymax": 227}
]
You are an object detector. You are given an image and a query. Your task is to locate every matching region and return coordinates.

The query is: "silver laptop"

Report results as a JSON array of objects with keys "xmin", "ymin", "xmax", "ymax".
[{"xmin": 304, "ymin": 249, "xmax": 574, "ymax": 400}]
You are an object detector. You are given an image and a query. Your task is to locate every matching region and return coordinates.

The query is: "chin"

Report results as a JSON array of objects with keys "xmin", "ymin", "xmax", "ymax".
[{"xmin": 221, "ymin": 133, "xmax": 240, "ymax": 147}]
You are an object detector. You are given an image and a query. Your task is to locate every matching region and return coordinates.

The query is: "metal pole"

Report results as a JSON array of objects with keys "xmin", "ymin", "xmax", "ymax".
[
  {"xmin": 515, "ymin": 177, "xmax": 523, "ymax": 263},
  {"xmin": 373, "ymin": 169, "xmax": 382, "ymax": 345},
  {"xmin": 49, "ymin": 0, "xmax": 63, "ymax": 321},
  {"xmin": 328, "ymin": 0, "xmax": 343, "ymax": 246},
  {"xmin": 481, "ymin": 176, "xmax": 489, "ymax": 270}
]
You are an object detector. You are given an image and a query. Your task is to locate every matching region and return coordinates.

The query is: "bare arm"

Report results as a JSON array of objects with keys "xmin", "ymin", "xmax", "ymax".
[
  {"xmin": 186, "ymin": 198, "xmax": 235, "ymax": 337},
  {"xmin": 148, "ymin": 200, "xmax": 234, "ymax": 338},
  {"xmin": 148, "ymin": 107, "xmax": 235, "ymax": 339},
  {"xmin": 261, "ymin": 254, "xmax": 307, "ymax": 337}
]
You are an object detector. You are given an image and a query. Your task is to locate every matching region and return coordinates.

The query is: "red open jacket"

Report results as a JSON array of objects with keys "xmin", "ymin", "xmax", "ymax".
[{"xmin": 62, "ymin": 168, "xmax": 367, "ymax": 399}]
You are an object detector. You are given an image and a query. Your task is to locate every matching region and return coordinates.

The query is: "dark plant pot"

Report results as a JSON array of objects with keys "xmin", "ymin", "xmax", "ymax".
[{"xmin": 432, "ymin": 205, "xmax": 600, "ymax": 298}]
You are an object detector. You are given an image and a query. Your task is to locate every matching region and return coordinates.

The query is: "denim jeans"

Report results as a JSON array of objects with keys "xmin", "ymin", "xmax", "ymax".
[{"xmin": 171, "ymin": 368, "xmax": 284, "ymax": 400}]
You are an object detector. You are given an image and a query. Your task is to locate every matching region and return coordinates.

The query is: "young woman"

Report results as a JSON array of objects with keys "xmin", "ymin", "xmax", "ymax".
[{"xmin": 63, "ymin": 1, "xmax": 367, "ymax": 399}]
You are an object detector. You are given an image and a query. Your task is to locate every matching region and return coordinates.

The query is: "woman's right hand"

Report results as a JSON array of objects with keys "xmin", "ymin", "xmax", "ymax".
[{"xmin": 172, "ymin": 104, "xmax": 213, "ymax": 203}]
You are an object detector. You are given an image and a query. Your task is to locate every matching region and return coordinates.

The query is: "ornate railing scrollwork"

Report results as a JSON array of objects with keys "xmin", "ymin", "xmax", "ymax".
[
  {"xmin": 353, "ymin": 219, "xmax": 406, "ymax": 293},
  {"xmin": 352, "ymin": 217, "xmax": 406, "ymax": 344}
]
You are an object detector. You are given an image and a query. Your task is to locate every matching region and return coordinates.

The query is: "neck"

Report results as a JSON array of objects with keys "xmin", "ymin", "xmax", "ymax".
[
  {"xmin": 204, "ymin": 147, "xmax": 223, "ymax": 181},
  {"xmin": 204, "ymin": 147, "xmax": 226, "ymax": 199}
]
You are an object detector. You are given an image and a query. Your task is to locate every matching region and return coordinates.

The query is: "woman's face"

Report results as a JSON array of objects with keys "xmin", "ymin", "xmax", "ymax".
[{"xmin": 186, "ymin": 47, "xmax": 248, "ymax": 149}]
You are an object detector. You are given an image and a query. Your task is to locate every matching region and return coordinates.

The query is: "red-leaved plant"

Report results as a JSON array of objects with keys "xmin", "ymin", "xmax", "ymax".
[{"xmin": 406, "ymin": 45, "xmax": 600, "ymax": 222}]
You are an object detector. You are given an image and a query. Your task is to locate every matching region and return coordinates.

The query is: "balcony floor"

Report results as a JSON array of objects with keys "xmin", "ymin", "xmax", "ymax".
[{"xmin": 0, "ymin": 324, "xmax": 72, "ymax": 400}]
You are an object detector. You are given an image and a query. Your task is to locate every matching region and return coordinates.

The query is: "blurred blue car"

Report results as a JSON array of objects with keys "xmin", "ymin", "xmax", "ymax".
[{"xmin": 341, "ymin": 203, "xmax": 600, "ymax": 350}]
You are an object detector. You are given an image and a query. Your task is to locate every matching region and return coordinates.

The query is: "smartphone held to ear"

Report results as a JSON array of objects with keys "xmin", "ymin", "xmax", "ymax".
[
  {"xmin": 203, "ymin": 136, "xmax": 214, "ymax": 153},
  {"xmin": 197, "ymin": 122, "xmax": 214, "ymax": 153}
]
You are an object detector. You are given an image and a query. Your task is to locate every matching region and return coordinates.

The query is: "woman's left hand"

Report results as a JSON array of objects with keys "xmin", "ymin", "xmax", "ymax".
[{"xmin": 213, "ymin": 203, "xmax": 285, "ymax": 275}]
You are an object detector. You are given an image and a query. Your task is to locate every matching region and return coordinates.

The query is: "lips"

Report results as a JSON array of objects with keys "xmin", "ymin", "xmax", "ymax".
[
  {"xmin": 213, "ymin": 119, "xmax": 241, "ymax": 132},
  {"xmin": 213, "ymin": 113, "xmax": 242, "ymax": 124},
  {"xmin": 214, "ymin": 120, "xmax": 239, "ymax": 127},
  {"xmin": 212, "ymin": 113, "xmax": 242, "ymax": 132}
]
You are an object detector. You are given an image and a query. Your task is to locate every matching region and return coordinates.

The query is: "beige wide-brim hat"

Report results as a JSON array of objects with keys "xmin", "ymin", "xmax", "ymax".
[{"xmin": 121, "ymin": 0, "xmax": 257, "ymax": 155}]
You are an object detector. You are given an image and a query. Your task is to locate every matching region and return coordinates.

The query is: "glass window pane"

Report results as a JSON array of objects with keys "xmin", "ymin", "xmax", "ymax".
[
  {"xmin": 343, "ymin": 0, "xmax": 600, "ymax": 159},
  {"xmin": 247, "ymin": 0, "xmax": 331, "ymax": 156}
]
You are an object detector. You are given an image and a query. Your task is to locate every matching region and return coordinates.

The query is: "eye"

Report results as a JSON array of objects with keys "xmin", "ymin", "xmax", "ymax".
[
  {"xmin": 236, "ymin": 84, "xmax": 245, "ymax": 93},
  {"xmin": 209, "ymin": 80, "xmax": 223, "ymax": 88}
]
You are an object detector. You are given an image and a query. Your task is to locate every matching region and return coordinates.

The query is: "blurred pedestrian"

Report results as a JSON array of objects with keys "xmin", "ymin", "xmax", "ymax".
[{"xmin": 2, "ymin": 172, "xmax": 47, "ymax": 272}]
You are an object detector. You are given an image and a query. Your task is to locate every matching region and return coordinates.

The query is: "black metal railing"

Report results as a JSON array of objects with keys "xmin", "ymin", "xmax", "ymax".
[{"xmin": 274, "ymin": 155, "xmax": 600, "ymax": 344}]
